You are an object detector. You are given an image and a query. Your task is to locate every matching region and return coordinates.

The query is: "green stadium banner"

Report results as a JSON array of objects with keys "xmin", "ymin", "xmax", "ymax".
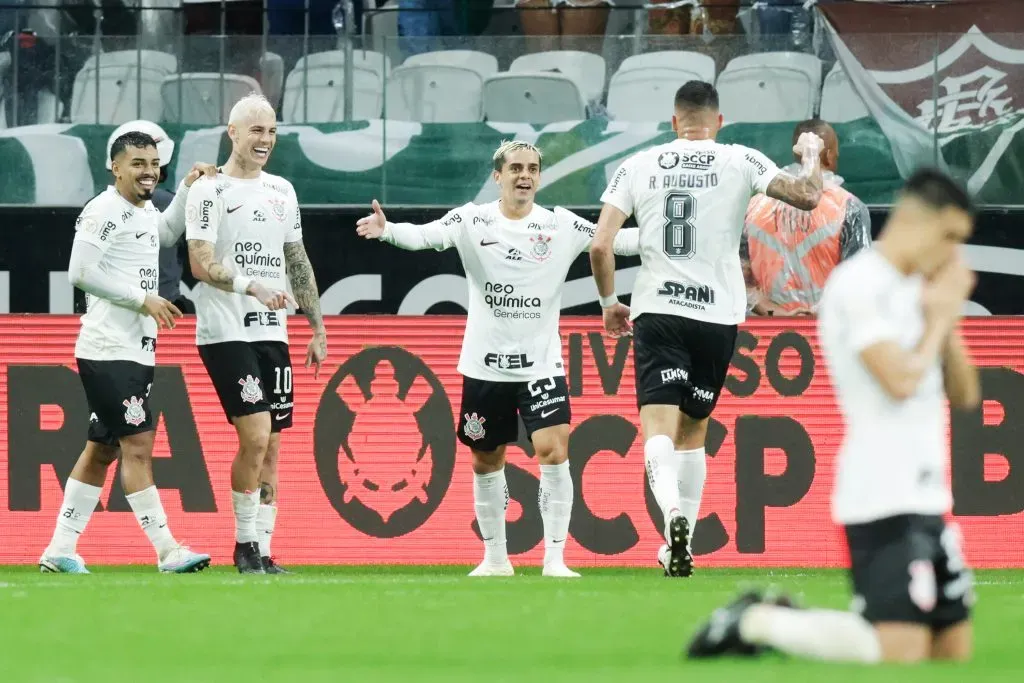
[{"xmin": 0, "ymin": 118, "xmax": 908, "ymax": 207}]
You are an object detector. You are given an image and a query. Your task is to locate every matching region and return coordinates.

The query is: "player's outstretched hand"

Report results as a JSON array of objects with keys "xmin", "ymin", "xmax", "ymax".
[
  {"xmin": 248, "ymin": 281, "xmax": 296, "ymax": 311},
  {"xmin": 603, "ymin": 302, "xmax": 632, "ymax": 338},
  {"xmin": 356, "ymin": 199, "xmax": 387, "ymax": 239},
  {"xmin": 306, "ymin": 330, "xmax": 328, "ymax": 379},
  {"xmin": 183, "ymin": 163, "xmax": 219, "ymax": 187},
  {"xmin": 793, "ymin": 132, "xmax": 824, "ymax": 161},
  {"xmin": 141, "ymin": 293, "xmax": 182, "ymax": 329}
]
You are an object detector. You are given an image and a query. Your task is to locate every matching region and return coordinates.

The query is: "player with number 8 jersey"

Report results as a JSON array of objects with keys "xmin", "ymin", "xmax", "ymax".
[{"xmin": 590, "ymin": 81, "xmax": 826, "ymax": 578}]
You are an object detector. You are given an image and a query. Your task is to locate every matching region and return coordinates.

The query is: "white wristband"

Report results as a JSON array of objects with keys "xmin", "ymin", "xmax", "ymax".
[
  {"xmin": 232, "ymin": 275, "xmax": 251, "ymax": 295},
  {"xmin": 599, "ymin": 292, "xmax": 618, "ymax": 308}
]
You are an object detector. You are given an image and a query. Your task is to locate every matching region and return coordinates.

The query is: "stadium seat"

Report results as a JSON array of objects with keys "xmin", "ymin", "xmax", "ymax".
[
  {"xmin": 482, "ymin": 72, "xmax": 586, "ymax": 124},
  {"xmin": 282, "ymin": 62, "xmax": 382, "ymax": 123},
  {"xmin": 160, "ymin": 73, "xmax": 263, "ymax": 125},
  {"xmin": 0, "ymin": 52, "xmax": 8, "ymax": 129},
  {"xmin": 401, "ymin": 50, "xmax": 499, "ymax": 79},
  {"xmin": 510, "ymin": 51, "xmax": 606, "ymax": 105},
  {"xmin": 292, "ymin": 49, "xmax": 392, "ymax": 80},
  {"xmin": 716, "ymin": 52, "xmax": 822, "ymax": 124},
  {"xmin": 261, "ymin": 51, "xmax": 285, "ymax": 108},
  {"xmin": 819, "ymin": 62, "xmax": 870, "ymax": 123},
  {"xmin": 70, "ymin": 50, "xmax": 178, "ymax": 124},
  {"xmin": 607, "ymin": 51, "xmax": 717, "ymax": 122},
  {"xmin": 385, "ymin": 64, "xmax": 485, "ymax": 122}
]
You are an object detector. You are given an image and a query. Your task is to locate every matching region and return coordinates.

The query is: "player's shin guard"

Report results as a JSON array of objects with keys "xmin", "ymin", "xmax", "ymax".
[
  {"xmin": 740, "ymin": 605, "xmax": 882, "ymax": 663},
  {"xmin": 49, "ymin": 478, "xmax": 102, "ymax": 554},
  {"xmin": 645, "ymin": 435, "xmax": 682, "ymax": 527},
  {"xmin": 473, "ymin": 469, "xmax": 509, "ymax": 565},
  {"xmin": 676, "ymin": 447, "xmax": 706, "ymax": 532},
  {"xmin": 232, "ymin": 490, "xmax": 260, "ymax": 544},
  {"xmin": 539, "ymin": 461, "xmax": 573, "ymax": 567},
  {"xmin": 257, "ymin": 503, "xmax": 277, "ymax": 558},
  {"xmin": 126, "ymin": 485, "xmax": 178, "ymax": 558}
]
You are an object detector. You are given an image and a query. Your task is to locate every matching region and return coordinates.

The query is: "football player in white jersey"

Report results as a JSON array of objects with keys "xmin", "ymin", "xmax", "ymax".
[
  {"xmin": 39, "ymin": 131, "xmax": 216, "ymax": 574},
  {"xmin": 590, "ymin": 81, "xmax": 826, "ymax": 577},
  {"xmin": 186, "ymin": 93, "xmax": 327, "ymax": 575},
  {"xmin": 356, "ymin": 140, "xmax": 640, "ymax": 577},
  {"xmin": 687, "ymin": 169, "xmax": 979, "ymax": 664}
]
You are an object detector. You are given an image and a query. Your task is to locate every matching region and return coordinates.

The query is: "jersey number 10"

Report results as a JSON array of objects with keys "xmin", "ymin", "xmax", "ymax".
[{"xmin": 662, "ymin": 191, "xmax": 696, "ymax": 260}]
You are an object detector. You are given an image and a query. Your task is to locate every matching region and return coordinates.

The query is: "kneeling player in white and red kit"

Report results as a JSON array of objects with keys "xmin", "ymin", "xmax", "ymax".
[
  {"xmin": 357, "ymin": 140, "xmax": 640, "ymax": 577},
  {"xmin": 687, "ymin": 169, "xmax": 979, "ymax": 664},
  {"xmin": 40, "ymin": 131, "xmax": 216, "ymax": 574}
]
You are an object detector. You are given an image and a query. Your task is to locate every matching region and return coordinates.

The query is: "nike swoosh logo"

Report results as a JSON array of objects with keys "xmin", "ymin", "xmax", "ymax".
[
  {"xmin": 227, "ymin": 205, "xmax": 243, "ymax": 214},
  {"xmin": 551, "ymin": 539, "xmax": 564, "ymax": 544},
  {"xmin": 480, "ymin": 239, "xmax": 499, "ymax": 246},
  {"xmin": 275, "ymin": 412, "xmax": 291, "ymax": 420},
  {"xmin": 135, "ymin": 232, "xmax": 146, "ymax": 239},
  {"xmin": 540, "ymin": 408, "xmax": 559, "ymax": 418}
]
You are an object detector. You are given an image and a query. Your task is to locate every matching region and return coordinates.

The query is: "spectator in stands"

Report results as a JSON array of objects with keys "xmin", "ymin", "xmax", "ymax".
[
  {"xmin": 648, "ymin": 0, "xmax": 737, "ymax": 38},
  {"xmin": 104, "ymin": 120, "xmax": 195, "ymax": 314},
  {"xmin": 516, "ymin": 0, "xmax": 611, "ymax": 52},
  {"xmin": 398, "ymin": 0, "xmax": 459, "ymax": 55},
  {"xmin": 742, "ymin": 119, "xmax": 871, "ymax": 317}
]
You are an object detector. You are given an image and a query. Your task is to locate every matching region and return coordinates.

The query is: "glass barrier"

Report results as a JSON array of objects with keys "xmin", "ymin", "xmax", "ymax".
[{"xmin": 0, "ymin": 1, "xmax": 1020, "ymax": 207}]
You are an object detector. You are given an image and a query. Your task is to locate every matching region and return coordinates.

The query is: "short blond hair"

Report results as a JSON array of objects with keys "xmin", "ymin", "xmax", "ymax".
[
  {"xmin": 492, "ymin": 140, "xmax": 542, "ymax": 172},
  {"xmin": 228, "ymin": 92, "xmax": 276, "ymax": 127}
]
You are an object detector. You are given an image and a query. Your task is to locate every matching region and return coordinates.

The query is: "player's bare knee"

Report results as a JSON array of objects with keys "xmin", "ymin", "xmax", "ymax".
[
  {"xmin": 676, "ymin": 413, "xmax": 709, "ymax": 450},
  {"xmin": 875, "ymin": 624, "xmax": 931, "ymax": 663},
  {"xmin": 234, "ymin": 413, "xmax": 271, "ymax": 462},
  {"xmin": 471, "ymin": 447, "xmax": 505, "ymax": 474},
  {"xmin": 532, "ymin": 424, "xmax": 569, "ymax": 465},
  {"xmin": 84, "ymin": 442, "xmax": 119, "ymax": 467}
]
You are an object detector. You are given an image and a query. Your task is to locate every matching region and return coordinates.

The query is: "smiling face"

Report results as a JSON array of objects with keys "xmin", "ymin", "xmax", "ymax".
[
  {"xmin": 228, "ymin": 110, "xmax": 277, "ymax": 172},
  {"xmin": 111, "ymin": 143, "xmax": 160, "ymax": 206},
  {"xmin": 493, "ymin": 147, "xmax": 542, "ymax": 210}
]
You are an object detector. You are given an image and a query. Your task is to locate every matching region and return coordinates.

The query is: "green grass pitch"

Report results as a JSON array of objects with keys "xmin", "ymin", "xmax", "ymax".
[{"xmin": 0, "ymin": 567, "xmax": 1020, "ymax": 682}]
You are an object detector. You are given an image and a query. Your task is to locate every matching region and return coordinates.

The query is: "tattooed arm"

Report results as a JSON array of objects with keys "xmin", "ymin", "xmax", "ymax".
[
  {"xmin": 187, "ymin": 239, "xmax": 238, "ymax": 293},
  {"xmin": 283, "ymin": 240, "xmax": 324, "ymax": 333},
  {"xmin": 763, "ymin": 133, "xmax": 825, "ymax": 211},
  {"xmin": 283, "ymin": 238, "xmax": 328, "ymax": 376}
]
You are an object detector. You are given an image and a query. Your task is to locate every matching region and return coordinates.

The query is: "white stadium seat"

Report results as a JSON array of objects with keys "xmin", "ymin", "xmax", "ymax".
[
  {"xmin": 261, "ymin": 51, "xmax": 286, "ymax": 108},
  {"xmin": 716, "ymin": 52, "xmax": 822, "ymax": 124},
  {"xmin": 282, "ymin": 64, "xmax": 382, "ymax": 123},
  {"xmin": 385, "ymin": 64, "xmax": 485, "ymax": 123},
  {"xmin": 160, "ymin": 73, "xmax": 262, "ymax": 125},
  {"xmin": 819, "ymin": 62, "xmax": 870, "ymax": 123},
  {"xmin": 607, "ymin": 51, "xmax": 717, "ymax": 122},
  {"xmin": 401, "ymin": 50, "xmax": 498, "ymax": 79},
  {"xmin": 483, "ymin": 72, "xmax": 586, "ymax": 124},
  {"xmin": 70, "ymin": 50, "xmax": 177, "ymax": 124},
  {"xmin": 510, "ymin": 51, "xmax": 606, "ymax": 104}
]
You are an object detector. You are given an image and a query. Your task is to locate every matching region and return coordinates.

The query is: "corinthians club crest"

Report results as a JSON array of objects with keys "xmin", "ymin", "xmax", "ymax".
[
  {"xmin": 530, "ymin": 234, "xmax": 552, "ymax": 261},
  {"xmin": 314, "ymin": 347, "xmax": 456, "ymax": 538}
]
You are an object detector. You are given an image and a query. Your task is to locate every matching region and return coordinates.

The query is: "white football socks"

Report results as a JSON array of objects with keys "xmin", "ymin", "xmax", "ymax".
[
  {"xmin": 257, "ymin": 503, "xmax": 277, "ymax": 558},
  {"xmin": 49, "ymin": 478, "xmax": 102, "ymax": 555},
  {"xmin": 473, "ymin": 469, "xmax": 509, "ymax": 565},
  {"xmin": 740, "ymin": 604, "xmax": 882, "ymax": 663},
  {"xmin": 125, "ymin": 485, "xmax": 179, "ymax": 558},
  {"xmin": 539, "ymin": 461, "xmax": 573, "ymax": 566},
  {"xmin": 232, "ymin": 490, "xmax": 260, "ymax": 544},
  {"xmin": 645, "ymin": 435, "xmax": 682, "ymax": 530},
  {"xmin": 676, "ymin": 447, "xmax": 706, "ymax": 531}
]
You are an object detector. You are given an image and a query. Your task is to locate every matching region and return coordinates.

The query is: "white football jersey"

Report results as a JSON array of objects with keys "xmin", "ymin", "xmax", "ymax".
[
  {"xmin": 185, "ymin": 172, "xmax": 302, "ymax": 346},
  {"xmin": 73, "ymin": 187, "xmax": 165, "ymax": 365},
  {"xmin": 381, "ymin": 201, "xmax": 639, "ymax": 382},
  {"xmin": 818, "ymin": 250, "xmax": 951, "ymax": 525},
  {"xmin": 602, "ymin": 139, "xmax": 780, "ymax": 325}
]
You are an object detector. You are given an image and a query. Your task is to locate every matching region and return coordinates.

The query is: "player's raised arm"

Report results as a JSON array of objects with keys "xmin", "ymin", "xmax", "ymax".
[
  {"xmin": 558, "ymin": 207, "xmax": 640, "ymax": 256},
  {"xmin": 760, "ymin": 133, "xmax": 824, "ymax": 211},
  {"xmin": 156, "ymin": 163, "xmax": 218, "ymax": 247},
  {"xmin": 837, "ymin": 255, "xmax": 972, "ymax": 402},
  {"xmin": 282, "ymin": 195, "xmax": 327, "ymax": 378},
  {"xmin": 357, "ymin": 199, "xmax": 466, "ymax": 251},
  {"xmin": 942, "ymin": 328, "xmax": 981, "ymax": 410}
]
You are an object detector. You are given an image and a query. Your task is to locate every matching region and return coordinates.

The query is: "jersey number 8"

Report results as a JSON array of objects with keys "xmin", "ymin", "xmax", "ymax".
[{"xmin": 662, "ymin": 192, "xmax": 697, "ymax": 260}]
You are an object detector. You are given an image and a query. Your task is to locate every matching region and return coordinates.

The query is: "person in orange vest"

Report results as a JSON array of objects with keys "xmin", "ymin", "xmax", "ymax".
[{"xmin": 742, "ymin": 119, "xmax": 872, "ymax": 316}]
